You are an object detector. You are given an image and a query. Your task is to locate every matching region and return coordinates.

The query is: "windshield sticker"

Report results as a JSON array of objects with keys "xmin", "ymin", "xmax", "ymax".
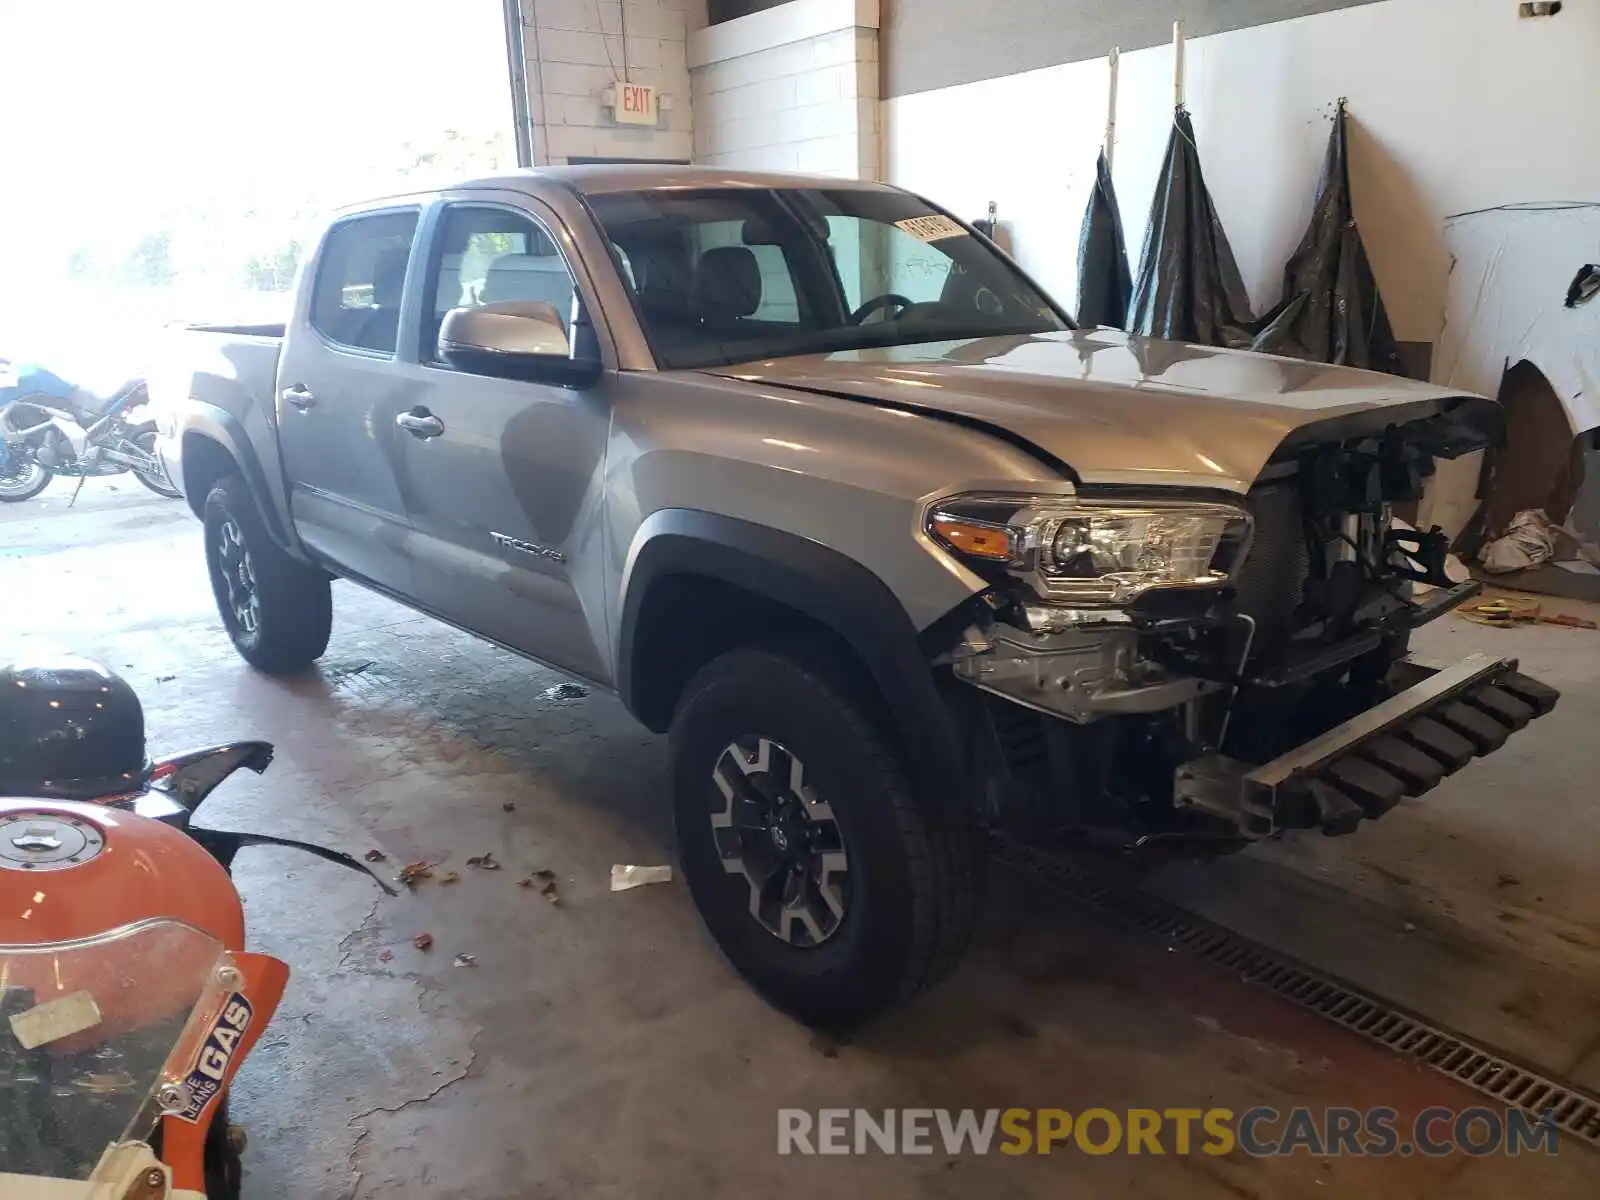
[
  {"xmin": 172, "ymin": 992, "xmax": 253, "ymax": 1123},
  {"xmin": 895, "ymin": 215, "xmax": 968, "ymax": 243},
  {"xmin": 9, "ymin": 990, "xmax": 102, "ymax": 1050}
]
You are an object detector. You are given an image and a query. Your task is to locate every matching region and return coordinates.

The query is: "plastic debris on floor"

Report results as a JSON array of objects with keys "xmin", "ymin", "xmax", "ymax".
[
  {"xmin": 1460, "ymin": 596, "xmax": 1597, "ymax": 629},
  {"xmin": 611, "ymin": 864, "xmax": 673, "ymax": 892},
  {"xmin": 1480, "ymin": 509, "xmax": 1561, "ymax": 574}
]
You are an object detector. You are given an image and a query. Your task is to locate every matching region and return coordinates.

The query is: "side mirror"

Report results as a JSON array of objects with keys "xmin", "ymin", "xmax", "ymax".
[{"xmin": 438, "ymin": 301, "xmax": 603, "ymax": 389}]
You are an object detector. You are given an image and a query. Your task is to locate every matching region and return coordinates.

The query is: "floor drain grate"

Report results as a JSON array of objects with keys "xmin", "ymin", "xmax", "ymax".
[{"xmin": 988, "ymin": 834, "xmax": 1600, "ymax": 1151}]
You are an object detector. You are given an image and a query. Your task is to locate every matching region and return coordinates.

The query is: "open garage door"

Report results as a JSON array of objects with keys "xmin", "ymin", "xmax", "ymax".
[{"xmin": 0, "ymin": 0, "xmax": 514, "ymax": 389}]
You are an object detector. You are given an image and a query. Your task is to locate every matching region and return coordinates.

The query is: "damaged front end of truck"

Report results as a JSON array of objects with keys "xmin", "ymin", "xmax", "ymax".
[{"xmin": 932, "ymin": 403, "xmax": 1559, "ymax": 849}]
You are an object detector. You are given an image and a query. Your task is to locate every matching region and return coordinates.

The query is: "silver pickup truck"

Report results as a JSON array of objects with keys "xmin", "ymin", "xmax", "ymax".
[{"xmin": 153, "ymin": 165, "xmax": 1556, "ymax": 1024}]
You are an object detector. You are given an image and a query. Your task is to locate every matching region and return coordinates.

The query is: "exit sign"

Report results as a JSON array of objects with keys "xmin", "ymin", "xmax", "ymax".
[{"xmin": 612, "ymin": 81, "xmax": 658, "ymax": 126}]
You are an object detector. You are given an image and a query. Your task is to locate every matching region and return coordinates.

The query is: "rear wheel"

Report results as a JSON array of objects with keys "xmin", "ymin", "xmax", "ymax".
[
  {"xmin": 669, "ymin": 646, "xmax": 976, "ymax": 1027},
  {"xmin": 0, "ymin": 451, "xmax": 49, "ymax": 502},
  {"xmin": 204, "ymin": 474, "xmax": 332, "ymax": 674},
  {"xmin": 129, "ymin": 422, "xmax": 182, "ymax": 498}
]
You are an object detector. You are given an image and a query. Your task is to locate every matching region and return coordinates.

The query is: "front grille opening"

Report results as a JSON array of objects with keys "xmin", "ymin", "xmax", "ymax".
[
  {"xmin": 1232, "ymin": 483, "xmax": 1311, "ymax": 664},
  {"xmin": 1209, "ymin": 515, "xmax": 1253, "ymax": 577}
]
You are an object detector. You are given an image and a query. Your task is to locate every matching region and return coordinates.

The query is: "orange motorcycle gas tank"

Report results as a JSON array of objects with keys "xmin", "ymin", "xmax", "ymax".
[{"xmin": 0, "ymin": 798, "xmax": 245, "ymax": 1040}]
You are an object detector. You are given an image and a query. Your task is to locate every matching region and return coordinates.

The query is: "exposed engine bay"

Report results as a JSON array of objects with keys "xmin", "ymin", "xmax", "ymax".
[{"xmin": 941, "ymin": 409, "xmax": 1560, "ymax": 848}]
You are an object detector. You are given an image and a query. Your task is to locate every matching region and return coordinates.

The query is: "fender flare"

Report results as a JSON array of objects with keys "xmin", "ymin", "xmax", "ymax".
[
  {"xmin": 179, "ymin": 403, "xmax": 296, "ymax": 552},
  {"xmin": 616, "ymin": 509, "xmax": 968, "ymax": 792}
]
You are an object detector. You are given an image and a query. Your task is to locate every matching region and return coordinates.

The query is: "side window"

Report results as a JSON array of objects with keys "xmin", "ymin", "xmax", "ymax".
[
  {"xmin": 310, "ymin": 211, "xmax": 419, "ymax": 354},
  {"xmin": 425, "ymin": 205, "xmax": 578, "ymax": 361}
]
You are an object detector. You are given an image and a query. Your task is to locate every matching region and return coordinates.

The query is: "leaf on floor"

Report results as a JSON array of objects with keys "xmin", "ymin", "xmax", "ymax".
[{"xmin": 398, "ymin": 861, "xmax": 434, "ymax": 887}]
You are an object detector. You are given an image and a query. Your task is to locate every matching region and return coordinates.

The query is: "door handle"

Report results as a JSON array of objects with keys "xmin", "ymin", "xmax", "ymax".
[
  {"xmin": 396, "ymin": 408, "xmax": 445, "ymax": 439},
  {"xmin": 281, "ymin": 385, "xmax": 316, "ymax": 410}
]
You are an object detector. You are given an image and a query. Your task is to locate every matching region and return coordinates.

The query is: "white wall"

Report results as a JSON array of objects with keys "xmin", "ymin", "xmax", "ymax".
[
  {"xmin": 885, "ymin": 0, "xmax": 1600, "ymax": 352},
  {"xmin": 523, "ymin": 0, "xmax": 707, "ymax": 163},
  {"xmin": 691, "ymin": 0, "xmax": 880, "ymax": 177}
]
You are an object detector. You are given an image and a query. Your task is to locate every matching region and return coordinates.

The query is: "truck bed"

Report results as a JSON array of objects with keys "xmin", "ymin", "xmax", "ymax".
[
  {"xmin": 185, "ymin": 322, "xmax": 287, "ymax": 339},
  {"xmin": 148, "ymin": 323, "xmax": 291, "ymax": 520}
]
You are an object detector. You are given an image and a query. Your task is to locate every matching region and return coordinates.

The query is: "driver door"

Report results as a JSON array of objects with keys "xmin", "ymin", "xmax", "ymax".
[{"xmin": 390, "ymin": 197, "xmax": 614, "ymax": 683}]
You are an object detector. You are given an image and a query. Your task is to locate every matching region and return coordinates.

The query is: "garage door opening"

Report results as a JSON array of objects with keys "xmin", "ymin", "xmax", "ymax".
[{"xmin": 0, "ymin": 0, "xmax": 514, "ymax": 391}]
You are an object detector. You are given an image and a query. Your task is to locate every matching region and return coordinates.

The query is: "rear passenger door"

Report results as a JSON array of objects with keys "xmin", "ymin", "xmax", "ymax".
[
  {"xmin": 276, "ymin": 208, "xmax": 420, "ymax": 594},
  {"xmin": 392, "ymin": 198, "xmax": 614, "ymax": 683}
]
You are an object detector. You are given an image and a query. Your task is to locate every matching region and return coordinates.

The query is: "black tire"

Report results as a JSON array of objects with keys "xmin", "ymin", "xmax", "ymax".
[
  {"xmin": 670, "ymin": 646, "xmax": 976, "ymax": 1027},
  {"xmin": 205, "ymin": 1106, "xmax": 244, "ymax": 1200},
  {"xmin": 129, "ymin": 422, "xmax": 182, "ymax": 498},
  {"xmin": 0, "ymin": 454, "xmax": 49, "ymax": 502},
  {"xmin": 204, "ymin": 474, "xmax": 331, "ymax": 674},
  {"xmin": 151, "ymin": 1098, "xmax": 242, "ymax": 1200}
]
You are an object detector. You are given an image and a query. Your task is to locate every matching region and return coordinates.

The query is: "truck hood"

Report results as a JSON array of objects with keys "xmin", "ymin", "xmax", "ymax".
[{"xmin": 703, "ymin": 329, "xmax": 1490, "ymax": 493}]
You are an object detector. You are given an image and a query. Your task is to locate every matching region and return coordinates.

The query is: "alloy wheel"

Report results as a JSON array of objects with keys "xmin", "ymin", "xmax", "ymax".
[
  {"xmin": 0, "ymin": 457, "xmax": 47, "ymax": 500},
  {"xmin": 710, "ymin": 736, "xmax": 851, "ymax": 947},
  {"xmin": 214, "ymin": 517, "xmax": 261, "ymax": 636}
]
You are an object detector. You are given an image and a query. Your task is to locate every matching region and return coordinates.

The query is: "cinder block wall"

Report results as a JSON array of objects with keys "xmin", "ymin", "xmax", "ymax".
[
  {"xmin": 690, "ymin": 0, "xmax": 880, "ymax": 179},
  {"xmin": 521, "ymin": 0, "xmax": 707, "ymax": 163}
]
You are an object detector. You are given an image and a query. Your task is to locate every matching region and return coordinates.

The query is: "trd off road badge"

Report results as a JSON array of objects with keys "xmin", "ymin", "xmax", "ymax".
[{"xmin": 174, "ymin": 993, "xmax": 254, "ymax": 1122}]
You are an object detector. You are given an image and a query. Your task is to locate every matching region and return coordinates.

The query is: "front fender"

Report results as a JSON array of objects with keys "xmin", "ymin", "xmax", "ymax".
[{"xmin": 617, "ymin": 509, "xmax": 971, "ymax": 801}]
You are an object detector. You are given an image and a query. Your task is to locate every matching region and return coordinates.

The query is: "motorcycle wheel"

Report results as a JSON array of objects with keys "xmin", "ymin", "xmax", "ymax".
[
  {"xmin": 130, "ymin": 423, "xmax": 182, "ymax": 498},
  {"xmin": 0, "ymin": 453, "xmax": 50, "ymax": 502},
  {"xmin": 150, "ymin": 1099, "xmax": 243, "ymax": 1200}
]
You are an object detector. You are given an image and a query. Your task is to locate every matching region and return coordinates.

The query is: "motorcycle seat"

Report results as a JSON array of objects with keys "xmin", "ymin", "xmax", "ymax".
[{"xmin": 67, "ymin": 379, "xmax": 145, "ymax": 420}]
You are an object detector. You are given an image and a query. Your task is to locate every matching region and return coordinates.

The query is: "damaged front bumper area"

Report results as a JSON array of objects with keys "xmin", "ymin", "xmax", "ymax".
[
  {"xmin": 1175, "ymin": 654, "xmax": 1558, "ymax": 838},
  {"xmin": 948, "ymin": 615, "xmax": 1559, "ymax": 842},
  {"xmin": 949, "ymin": 616, "xmax": 1221, "ymax": 722}
]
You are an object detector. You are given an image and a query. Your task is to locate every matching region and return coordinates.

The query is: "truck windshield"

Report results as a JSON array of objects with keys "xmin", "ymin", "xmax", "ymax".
[{"xmin": 586, "ymin": 187, "xmax": 1071, "ymax": 370}]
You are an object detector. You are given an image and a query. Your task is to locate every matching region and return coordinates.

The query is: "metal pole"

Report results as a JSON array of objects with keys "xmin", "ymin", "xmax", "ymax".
[
  {"xmin": 502, "ymin": 0, "xmax": 534, "ymax": 167},
  {"xmin": 1104, "ymin": 47, "xmax": 1120, "ymax": 169},
  {"xmin": 1173, "ymin": 20, "xmax": 1186, "ymax": 111}
]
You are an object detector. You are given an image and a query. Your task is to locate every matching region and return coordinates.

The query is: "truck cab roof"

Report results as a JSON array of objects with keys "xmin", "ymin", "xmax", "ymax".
[{"xmin": 344, "ymin": 164, "xmax": 898, "ymax": 214}]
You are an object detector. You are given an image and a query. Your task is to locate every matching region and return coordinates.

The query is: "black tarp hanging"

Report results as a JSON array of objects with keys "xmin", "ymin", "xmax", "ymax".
[
  {"xmin": 1076, "ymin": 150, "xmax": 1133, "ymax": 330},
  {"xmin": 1076, "ymin": 49, "xmax": 1132, "ymax": 330},
  {"xmin": 1251, "ymin": 100, "xmax": 1404, "ymax": 373},
  {"xmin": 1126, "ymin": 107, "xmax": 1258, "ymax": 348}
]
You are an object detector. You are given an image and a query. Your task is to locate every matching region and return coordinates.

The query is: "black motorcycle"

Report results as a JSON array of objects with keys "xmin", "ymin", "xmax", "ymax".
[{"xmin": 0, "ymin": 378, "xmax": 181, "ymax": 502}]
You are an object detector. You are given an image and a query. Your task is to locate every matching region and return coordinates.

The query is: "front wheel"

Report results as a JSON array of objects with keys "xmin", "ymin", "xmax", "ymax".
[
  {"xmin": 204, "ymin": 474, "xmax": 332, "ymax": 673},
  {"xmin": 129, "ymin": 423, "xmax": 182, "ymax": 498},
  {"xmin": 0, "ymin": 451, "xmax": 49, "ymax": 502},
  {"xmin": 669, "ymin": 646, "xmax": 976, "ymax": 1027},
  {"xmin": 152, "ymin": 1099, "xmax": 243, "ymax": 1200}
]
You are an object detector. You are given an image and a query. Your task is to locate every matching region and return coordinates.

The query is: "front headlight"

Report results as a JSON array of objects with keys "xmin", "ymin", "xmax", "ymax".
[{"xmin": 927, "ymin": 494, "xmax": 1251, "ymax": 606}]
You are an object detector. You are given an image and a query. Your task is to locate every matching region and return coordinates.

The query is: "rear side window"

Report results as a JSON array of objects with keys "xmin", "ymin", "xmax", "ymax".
[{"xmin": 310, "ymin": 211, "xmax": 419, "ymax": 354}]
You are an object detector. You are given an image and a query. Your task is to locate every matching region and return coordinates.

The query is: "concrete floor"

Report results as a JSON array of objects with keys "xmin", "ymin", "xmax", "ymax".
[{"xmin": 5, "ymin": 478, "xmax": 1599, "ymax": 1198}]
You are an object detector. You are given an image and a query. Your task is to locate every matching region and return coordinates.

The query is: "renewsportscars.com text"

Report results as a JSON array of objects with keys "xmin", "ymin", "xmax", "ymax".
[{"xmin": 777, "ymin": 1106, "xmax": 1559, "ymax": 1157}]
